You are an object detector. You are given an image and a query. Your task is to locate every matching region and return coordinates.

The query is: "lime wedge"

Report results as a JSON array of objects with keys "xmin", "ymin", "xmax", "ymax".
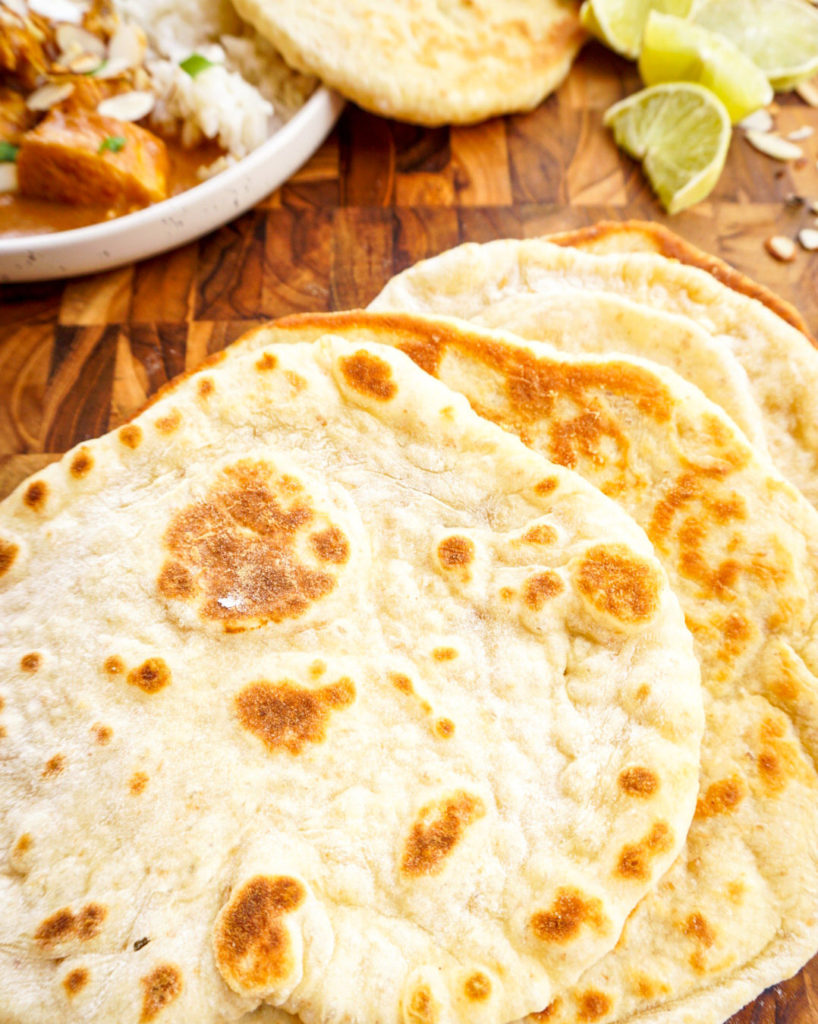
[
  {"xmin": 604, "ymin": 82, "xmax": 731, "ymax": 213},
  {"xmin": 692, "ymin": 0, "xmax": 818, "ymax": 90},
  {"xmin": 638, "ymin": 12, "xmax": 773, "ymax": 122},
  {"xmin": 579, "ymin": 0, "xmax": 693, "ymax": 59}
]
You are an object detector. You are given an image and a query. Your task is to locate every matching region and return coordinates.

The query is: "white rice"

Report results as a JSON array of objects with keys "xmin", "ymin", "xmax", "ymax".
[
  {"xmin": 146, "ymin": 58, "xmax": 274, "ymax": 160},
  {"xmin": 113, "ymin": 0, "xmax": 316, "ymax": 169},
  {"xmin": 114, "ymin": 0, "xmax": 242, "ymax": 58}
]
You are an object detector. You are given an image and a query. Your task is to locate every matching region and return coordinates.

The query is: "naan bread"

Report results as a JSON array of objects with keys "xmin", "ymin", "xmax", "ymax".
[
  {"xmin": 371, "ymin": 237, "xmax": 818, "ymax": 507},
  {"xmin": 0, "ymin": 336, "xmax": 702, "ymax": 1024},
  {"xmin": 245, "ymin": 311, "xmax": 818, "ymax": 1024},
  {"xmin": 548, "ymin": 220, "xmax": 816, "ymax": 343},
  {"xmin": 389, "ymin": 288, "xmax": 770, "ymax": 456},
  {"xmin": 228, "ymin": 0, "xmax": 584, "ymax": 125}
]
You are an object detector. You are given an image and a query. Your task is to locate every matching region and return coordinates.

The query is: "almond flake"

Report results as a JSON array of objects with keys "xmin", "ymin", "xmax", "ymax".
[
  {"xmin": 1, "ymin": 0, "xmax": 27, "ymax": 17},
  {"xmin": 746, "ymin": 131, "xmax": 804, "ymax": 161},
  {"xmin": 92, "ymin": 57, "xmax": 131, "ymax": 80},
  {"xmin": 107, "ymin": 22, "xmax": 145, "ymax": 70},
  {"xmin": 797, "ymin": 80, "xmax": 818, "ymax": 107},
  {"xmin": 29, "ymin": 0, "xmax": 86, "ymax": 22},
  {"xmin": 26, "ymin": 81, "xmax": 75, "ymax": 111},
  {"xmin": 765, "ymin": 235, "xmax": 798, "ymax": 262},
  {"xmin": 69, "ymin": 53, "xmax": 104, "ymax": 74},
  {"xmin": 798, "ymin": 228, "xmax": 818, "ymax": 251},
  {"xmin": 56, "ymin": 24, "xmax": 106, "ymax": 60},
  {"xmin": 97, "ymin": 90, "xmax": 154, "ymax": 122},
  {"xmin": 739, "ymin": 109, "xmax": 774, "ymax": 133},
  {"xmin": 788, "ymin": 126, "xmax": 815, "ymax": 142}
]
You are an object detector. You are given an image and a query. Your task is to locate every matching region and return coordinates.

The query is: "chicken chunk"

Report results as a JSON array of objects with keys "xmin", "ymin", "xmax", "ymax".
[
  {"xmin": 17, "ymin": 108, "xmax": 168, "ymax": 207},
  {"xmin": 0, "ymin": 9, "xmax": 55, "ymax": 89},
  {"xmin": 83, "ymin": 0, "xmax": 118, "ymax": 39},
  {"xmin": 0, "ymin": 86, "xmax": 34, "ymax": 145},
  {"xmin": 60, "ymin": 75, "xmax": 131, "ymax": 115}
]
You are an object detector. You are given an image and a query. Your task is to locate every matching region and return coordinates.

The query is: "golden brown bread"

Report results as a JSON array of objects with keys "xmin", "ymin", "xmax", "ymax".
[
  {"xmin": 0, "ymin": 328, "xmax": 702, "ymax": 1024},
  {"xmin": 234, "ymin": 309, "xmax": 818, "ymax": 1024},
  {"xmin": 371, "ymin": 236, "xmax": 818, "ymax": 508},
  {"xmin": 547, "ymin": 220, "xmax": 815, "ymax": 344},
  {"xmin": 229, "ymin": 0, "xmax": 585, "ymax": 125}
]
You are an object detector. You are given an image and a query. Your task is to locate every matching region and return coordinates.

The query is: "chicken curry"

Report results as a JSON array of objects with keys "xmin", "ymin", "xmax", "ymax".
[{"xmin": 0, "ymin": 1, "xmax": 227, "ymax": 237}]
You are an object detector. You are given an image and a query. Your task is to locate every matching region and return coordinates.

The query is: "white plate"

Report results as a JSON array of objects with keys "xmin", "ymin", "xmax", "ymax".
[{"xmin": 0, "ymin": 86, "xmax": 344, "ymax": 283}]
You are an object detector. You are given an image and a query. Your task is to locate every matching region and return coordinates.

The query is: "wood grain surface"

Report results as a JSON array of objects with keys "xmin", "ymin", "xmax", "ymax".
[{"xmin": 2, "ymin": 43, "xmax": 818, "ymax": 1024}]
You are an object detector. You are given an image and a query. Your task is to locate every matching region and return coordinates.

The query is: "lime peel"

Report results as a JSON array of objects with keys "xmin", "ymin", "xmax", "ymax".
[
  {"xmin": 692, "ymin": 0, "xmax": 818, "ymax": 91},
  {"xmin": 638, "ymin": 12, "xmax": 773, "ymax": 123},
  {"xmin": 604, "ymin": 82, "xmax": 731, "ymax": 214},
  {"xmin": 579, "ymin": 0, "xmax": 694, "ymax": 59}
]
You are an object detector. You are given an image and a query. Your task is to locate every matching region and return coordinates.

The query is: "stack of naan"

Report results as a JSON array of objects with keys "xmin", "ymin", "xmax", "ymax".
[
  {"xmin": 365, "ymin": 223, "xmax": 818, "ymax": 1024},
  {"xmin": 2, "ymin": 220, "xmax": 818, "ymax": 1024}
]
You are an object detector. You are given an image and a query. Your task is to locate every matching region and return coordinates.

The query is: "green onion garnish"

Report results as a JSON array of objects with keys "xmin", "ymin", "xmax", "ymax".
[
  {"xmin": 0, "ymin": 142, "xmax": 19, "ymax": 163},
  {"xmin": 98, "ymin": 135, "xmax": 126, "ymax": 154},
  {"xmin": 180, "ymin": 53, "xmax": 215, "ymax": 78}
]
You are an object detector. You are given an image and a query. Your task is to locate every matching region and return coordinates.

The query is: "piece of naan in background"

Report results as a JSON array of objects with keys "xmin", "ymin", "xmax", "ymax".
[
  {"xmin": 0, "ymin": 335, "xmax": 702, "ymax": 1024},
  {"xmin": 246, "ymin": 310, "xmax": 818, "ymax": 1024},
  {"xmin": 228, "ymin": 0, "xmax": 584, "ymax": 125},
  {"xmin": 548, "ymin": 220, "xmax": 816, "ymax": 343},
  {"xmin": 371, "ymin": 237, "xmax": 818, "ymax": 508}
]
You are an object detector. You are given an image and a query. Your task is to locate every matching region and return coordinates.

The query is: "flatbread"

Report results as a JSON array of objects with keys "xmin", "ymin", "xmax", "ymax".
[
  {"xmin": 244, "ymin": 311, "xmax": 818, "ymax": 1024},
  {"xmin": 370, "ymin": 237, "xmax": 818, "ymax": 508},
  {"xmin": 547, "ymin": 220, "xmax": 816, "ymax": 344},
  {"xmin": 393, "ymin": 288, "xmax": 770, "ymax": 456},
  {"xmin": 0, "ymin": 335, "xmax": 702, "ymax": 1024},
  {"xmin": 228, "ymin": 0, "xmax": 585, "ymax": 125}
]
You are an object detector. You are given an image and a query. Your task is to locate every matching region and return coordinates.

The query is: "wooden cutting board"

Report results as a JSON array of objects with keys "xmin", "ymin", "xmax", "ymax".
[{"xmin": 1, "ymin": 44, "xmax": 817, "ymax": 1024}]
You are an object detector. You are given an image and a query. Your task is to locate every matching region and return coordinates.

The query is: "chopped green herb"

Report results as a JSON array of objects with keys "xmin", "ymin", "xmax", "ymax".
[
  {"xmin": 0, "ymin": 142, "xmax": 19, "ymax": 163},
  {"xmin": 98, "ymin": 135, "xmax": 126, "ymax": 154},
  {"xmin": 180, "ymin": 53, "xmax": 215, "ymax": 78}
]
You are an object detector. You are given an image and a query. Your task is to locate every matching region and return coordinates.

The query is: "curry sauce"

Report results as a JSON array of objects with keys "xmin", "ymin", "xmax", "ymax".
[
  {"xmin": 0, "ymin": 137, "xmax": 224, "ymax": 237},
  {"xmin": 0, "ymin": 3, "xmax": 231, "ymax": 238}
]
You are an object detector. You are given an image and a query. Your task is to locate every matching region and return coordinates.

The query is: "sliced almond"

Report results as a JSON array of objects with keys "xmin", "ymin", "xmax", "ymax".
[
  {"xmin": 26, "ymin": 81, "xmax": 75, "ymax": 111},
  {"xmin": 0, "ymin": 163, "xmax": 19, "ymax": 194},
  {"xmin": 133, "ymin": 67, "xmax": 151, "ymax": 91},
  {"xmin": 739, "ymin": 108, "xmax": 774, "ymax": 133},
  {"xmin": 69, "ymin": 53, "xmax": 105, "ymax": 74},
  {"xmin": 93, "ymin": 57, "xmax": 131, "ymax": 79},
  {"xmin": 746, "ymin": 131, "xmax": 804, "ymax": 161},
  {"xmin": 797, "ymin": 80, "xmax": 818, "ymax": 107},
  {"xmin": 107, "ymin": 22, "xmax": 146, "ymax": 71},
  {"xmin": 1, "ymin": 0, "xmax": 28, "ymax": 17},
  {"xmin": 29, "ymin": 0, "xmax": 87, "ymax": 22},
  {"xmin": 798, "ymin": 228, "xmax": 818, "ymax": 251},
  {"xmin": 765, "ymin": 235, "xmax": 798, "ymax": 262},
  {"xmin": 788, "ymin": 126, "xmax": 815, "ymax": 142},
  {"xmin": 56, "ymin": 23, "xmax": 106, "ymax": 60},
  {"xmin": 97, "ymin": 90, "xmax": 154, "ymax": 122}
]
